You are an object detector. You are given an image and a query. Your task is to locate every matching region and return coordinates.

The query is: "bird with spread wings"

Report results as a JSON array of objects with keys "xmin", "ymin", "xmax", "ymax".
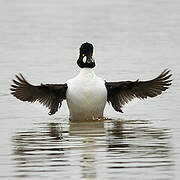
[{"xmin": 10, "ymin": 69, "xmax": 172, "ymax": 115}]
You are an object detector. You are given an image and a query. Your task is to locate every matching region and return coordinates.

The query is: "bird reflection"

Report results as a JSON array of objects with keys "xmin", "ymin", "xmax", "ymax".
[
  {"xmin": 12, "ymin": 118, "xmax": 173, "ymax": 179},
  {"xmin": 12, "ymin": 122, "xmax": 70, "ymax": 174},
  {"xmin": 47, "ymin": 122, "xmax": 64, "ymax": 140},
  {"xmin": 105, "ymin": 119, "xmax": 173, "ymax": 171},
  {"xmin": 69, "ymin": 121, "xmax": 105, "ymax": 179}
]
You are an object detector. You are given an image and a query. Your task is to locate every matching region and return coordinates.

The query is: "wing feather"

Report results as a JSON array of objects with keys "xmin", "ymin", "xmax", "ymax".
[
  {"xmin": 10, "ymin": 74, "xmax": 67, "ymax": 115},
  {"xmin": 105, "ymin": 69, "xmax": 172, "ymax": 112}
]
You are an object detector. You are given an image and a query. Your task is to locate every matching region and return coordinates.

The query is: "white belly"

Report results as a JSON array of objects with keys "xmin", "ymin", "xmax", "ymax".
[{"xmin": 66, "ymin": 69, "xmax": 107, "ymax": 121}]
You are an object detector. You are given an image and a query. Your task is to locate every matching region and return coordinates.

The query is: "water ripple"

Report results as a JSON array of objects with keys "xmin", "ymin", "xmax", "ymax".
[{"xmin": 11, "ymin": 119, "xmax": 174, "ymax": 179}]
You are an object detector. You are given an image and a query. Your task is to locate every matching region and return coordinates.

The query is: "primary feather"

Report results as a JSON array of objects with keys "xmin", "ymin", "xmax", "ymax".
[
  {"xmin": 105, "ymin": 69, "xmax": 172, "ymax": 112},
  {"xmin": 10, "ymin": 74, "xmax": 67, "ymax": 115}
]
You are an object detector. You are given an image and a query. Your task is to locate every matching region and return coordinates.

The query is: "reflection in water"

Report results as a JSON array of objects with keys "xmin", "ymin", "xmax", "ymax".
[
  {"xmin": 69, "ymin": 121, "xmax": 105, "ymax": 179},
  {"xmin": 106, "ymin": 120, "xmax": 173, "ymax": 171},
  {"xmin": 12, "ymin": 119, "xmax": 174, "ymax": 179}
]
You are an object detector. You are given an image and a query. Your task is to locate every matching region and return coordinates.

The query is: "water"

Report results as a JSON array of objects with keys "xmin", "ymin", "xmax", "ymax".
[{"xmin": 0, "ymin": 0, "xmax": 180, "ymax": 179}]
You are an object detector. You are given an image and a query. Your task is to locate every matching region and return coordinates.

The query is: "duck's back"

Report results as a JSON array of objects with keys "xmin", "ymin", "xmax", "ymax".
[{"xmin": 66, "ymin": 69, "xmax": 107, "ymax": 121}]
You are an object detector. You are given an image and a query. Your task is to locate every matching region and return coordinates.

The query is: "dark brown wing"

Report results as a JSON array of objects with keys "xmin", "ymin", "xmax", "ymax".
[
  {"xmin": 105, "ymin": 69, "xmax": 172, "ymax": 113},
  {"xmin": 10, "ymin": 74, "xmax": 67, "ymax": 115}
]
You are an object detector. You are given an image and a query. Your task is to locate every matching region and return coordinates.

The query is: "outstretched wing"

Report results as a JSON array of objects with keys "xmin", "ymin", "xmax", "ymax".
[
  {"xmin": 10, "ymin": 74, "xmax": 68, "ymax": 115},
  {"xmin": 105, "ymin": 69, "xmax": 172, "ymax": 113}
]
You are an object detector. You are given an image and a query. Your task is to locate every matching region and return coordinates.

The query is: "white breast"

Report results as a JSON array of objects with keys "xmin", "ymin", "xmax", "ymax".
[{"xmin": 66, "ymin": 68, "xmax": 107, "ymax": 121}]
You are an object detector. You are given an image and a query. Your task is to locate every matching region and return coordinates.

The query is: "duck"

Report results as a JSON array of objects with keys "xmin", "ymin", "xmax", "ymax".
[{"xmin": 10, "ymin": 42, "xmax": 172, "ymax": 121}]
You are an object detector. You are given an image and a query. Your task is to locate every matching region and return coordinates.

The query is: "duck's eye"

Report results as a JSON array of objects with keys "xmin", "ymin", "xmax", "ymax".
[{"xmin": 82, "ymin": 54, "xmax": 85, "ymax": 57}]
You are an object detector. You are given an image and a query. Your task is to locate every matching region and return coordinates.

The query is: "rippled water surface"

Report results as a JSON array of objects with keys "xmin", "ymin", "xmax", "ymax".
[
  {"xmin": 0, "ymin": 0, "xmax": 180, "ymax": 179},
  {"xmin": 11, "ymin": 119, "xmax": 173, "ymax": 179}
]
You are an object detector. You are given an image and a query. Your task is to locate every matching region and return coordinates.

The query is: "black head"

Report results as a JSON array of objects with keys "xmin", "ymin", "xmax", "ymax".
[{"xmin": 77, "ymin": 42, "xmax": 95, "ymax": 68}]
